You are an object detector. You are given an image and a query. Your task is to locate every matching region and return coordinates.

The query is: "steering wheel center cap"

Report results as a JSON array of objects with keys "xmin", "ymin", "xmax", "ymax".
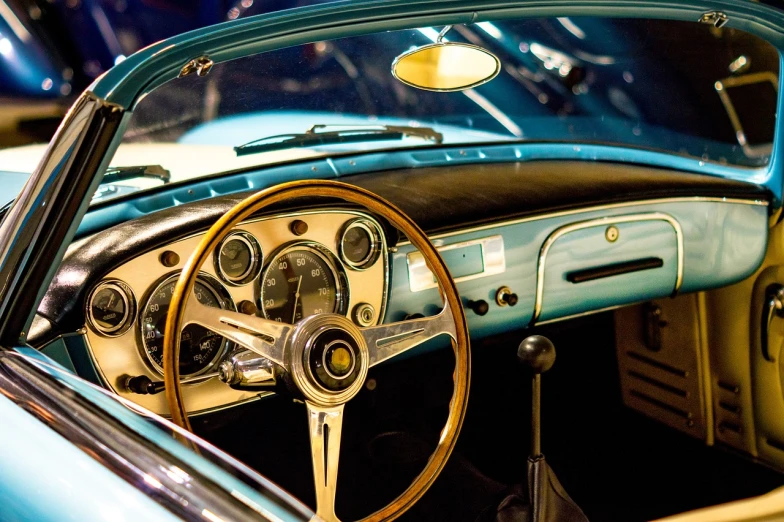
[
  {"xmin": 323, "ymin": 341, "xmax": 355, "ymax": 378},
  {"xmin": 288, "ymin": 313, "xmax": 369, "ymax": 405}
]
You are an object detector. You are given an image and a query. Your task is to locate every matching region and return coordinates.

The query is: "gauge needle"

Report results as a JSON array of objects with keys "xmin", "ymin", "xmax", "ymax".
[{"xmin": 291, "ymin": 276, "xmax": 302, "ymax": 324}]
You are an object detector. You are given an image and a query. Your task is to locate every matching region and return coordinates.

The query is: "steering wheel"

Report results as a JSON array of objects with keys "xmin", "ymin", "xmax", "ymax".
[{"xmin": 163, "ymin": 180, "xmax": 470, "ymax": 521}]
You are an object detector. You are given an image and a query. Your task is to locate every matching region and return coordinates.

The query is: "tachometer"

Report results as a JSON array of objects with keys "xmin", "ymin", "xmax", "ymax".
[
  {"xmin": 140, "ymin": 273, "xmax": 234, "ymax": 377},
  {"xmin": 260, "ymin": 245, "xmax": 344, "ymax": 324}
]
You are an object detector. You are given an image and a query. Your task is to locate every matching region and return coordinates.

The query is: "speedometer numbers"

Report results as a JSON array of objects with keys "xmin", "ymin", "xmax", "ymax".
[
  {"xmin": 140, "ymin": 273, "xmax": 234, "ymax": 377},
  {"xmin": 260, "ymin": 246, "xmax": 343, "ymax": 323}
]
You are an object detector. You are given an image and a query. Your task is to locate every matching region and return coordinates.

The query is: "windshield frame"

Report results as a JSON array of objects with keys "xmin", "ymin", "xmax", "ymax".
[{"xmin": 88, "ymin": 0, "xmax": 784, "ymax": 204}]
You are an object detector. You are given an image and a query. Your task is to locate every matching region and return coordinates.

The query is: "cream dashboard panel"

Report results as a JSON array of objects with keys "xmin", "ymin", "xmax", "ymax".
[{"xmin": 83, "ymin": 209, "xmax": 388, "ymax": 416}]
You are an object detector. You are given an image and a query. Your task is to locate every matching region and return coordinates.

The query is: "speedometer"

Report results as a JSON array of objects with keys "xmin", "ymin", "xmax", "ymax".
[
  {"xmin": 140, "ymin": 273, "xmax": 234, "ymax": 377},
  {"xmin": 260, "ymin": 245, "xmax": 344, "ymax": 324}
]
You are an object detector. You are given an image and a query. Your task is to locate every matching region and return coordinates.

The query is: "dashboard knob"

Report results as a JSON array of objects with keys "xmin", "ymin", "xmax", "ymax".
[
  {"xmin": 125, "ymin": 374, "xmax": 165, "ymax": 395},
  {"xmin": 496, "ymin": 286, "xmax": 518, "ymax": 307},
  {"xmin": 466, "ymin": 299, "xmax": 489, "ymax": 316}
]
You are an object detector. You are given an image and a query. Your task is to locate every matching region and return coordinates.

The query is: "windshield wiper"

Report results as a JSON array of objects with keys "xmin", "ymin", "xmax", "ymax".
[
  {"xmin": 234, "ymin": 124, "xmax": 444, "ymax": 157},
  {"xmin": 101, "ymin": 164, "xmax": 171, "ymax": 184}
]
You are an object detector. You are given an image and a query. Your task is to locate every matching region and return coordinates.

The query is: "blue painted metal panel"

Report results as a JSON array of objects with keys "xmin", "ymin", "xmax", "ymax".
[
  {"xmin": 14, "ymin": 347, "xmax": 312, "ymax": 522},
  {"xmin": 539, "ymin": 220, "xmax": 678, "ymax": 322},
  {"xmin": 385, "ymin": 200, "xmax": 768, "ymax": 336},
  {"xmin": 0, "ymin": 171, "xmax": 34, "ymax": 205},
  {"xmin": 0, "ymin": 391, "xmax": 179, "ymax": 522}
]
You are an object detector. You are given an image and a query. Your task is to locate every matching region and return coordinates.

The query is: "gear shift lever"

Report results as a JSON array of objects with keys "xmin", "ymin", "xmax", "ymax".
[
  {"xmin": 483, "ymin": 335, "xmax": 588, "ymax": 522},
  {"xmin": 517, "ymin": 335, "xmax": 556, "ymax": 459}
]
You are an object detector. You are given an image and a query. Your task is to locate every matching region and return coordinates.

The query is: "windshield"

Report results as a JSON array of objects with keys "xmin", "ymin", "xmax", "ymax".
[{"xmin": 111, "ymin": 17, "xmax": 779, "ymax": 194}]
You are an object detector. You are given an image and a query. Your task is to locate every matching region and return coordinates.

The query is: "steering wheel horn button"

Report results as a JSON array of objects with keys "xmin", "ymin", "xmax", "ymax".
[
  {"xmin": 306, "ymin": 329, "xmax": 361, "ymax": 391},
  {"xmin": 288, "ymin": 313, "xmax": 370, "ymax": 405},
  {"xmin": 323, "ymin": 341, "xmax": 355, "ymax": 378}
]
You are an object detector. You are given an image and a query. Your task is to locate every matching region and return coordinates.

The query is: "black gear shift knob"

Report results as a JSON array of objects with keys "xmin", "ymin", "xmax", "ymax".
[{"xmin": 517, "ymin": 335, "xmax": 556, "ymax": 374}]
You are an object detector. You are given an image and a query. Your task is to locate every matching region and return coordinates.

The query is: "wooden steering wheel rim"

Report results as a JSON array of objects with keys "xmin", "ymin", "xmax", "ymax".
[{"xmin": 163, "ymin": 180, "xmax": 470, "ymax": 521}]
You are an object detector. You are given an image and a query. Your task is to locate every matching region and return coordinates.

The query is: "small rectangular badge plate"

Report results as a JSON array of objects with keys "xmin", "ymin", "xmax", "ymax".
[{"xmin": 407, "ymin": 235, "xmax": 505, "ymax": 292}]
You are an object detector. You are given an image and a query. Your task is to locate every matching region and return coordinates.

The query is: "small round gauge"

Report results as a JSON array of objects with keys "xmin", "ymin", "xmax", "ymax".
[
  {"xmin": 215, "ymin": 232, "xmax": 261, "ymax": 285},
  {"xmin": 87, "ymin": 281, "xmax": 135, "ymax": 336},
  {"xmin": 339, "ymin": 219, "xmax": 381, "ymax": 270},
  {"xmin": 260, "ymin": 245, "xmax": 344, "ymax": 324},
  {"xmin": 140, "ymin": 274, "xmax": 234, "ymax": 377}
]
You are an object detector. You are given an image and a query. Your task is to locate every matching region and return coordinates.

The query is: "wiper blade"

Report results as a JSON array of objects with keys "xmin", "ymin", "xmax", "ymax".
[
  {"xmin": 101, "ymin": 165, "xmax": 171, "ymax": 184},
  {"xmin": 234, "ymin": 124, "xmax": 444, "ymax": 157}
]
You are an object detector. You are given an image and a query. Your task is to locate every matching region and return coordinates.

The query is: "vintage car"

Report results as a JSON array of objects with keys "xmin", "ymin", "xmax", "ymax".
[{"xmin": 4, "ymin": 0, "xmax": 784, "ymax": 520}]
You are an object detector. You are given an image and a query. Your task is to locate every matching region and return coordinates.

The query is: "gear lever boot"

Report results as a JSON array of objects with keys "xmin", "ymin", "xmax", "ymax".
[{"xmin": 480, "ymin": 335, "xmax": 589, "ymax": 522}]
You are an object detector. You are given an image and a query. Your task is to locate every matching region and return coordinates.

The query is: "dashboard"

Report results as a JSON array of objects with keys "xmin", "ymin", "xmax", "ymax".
[
  {"xmin": 82, "ymin": 210, "xmax": 388, "ymax": 415},
  {"xmin": 30, "ymin": 160, "xmax": 774, "ymax": 417}
]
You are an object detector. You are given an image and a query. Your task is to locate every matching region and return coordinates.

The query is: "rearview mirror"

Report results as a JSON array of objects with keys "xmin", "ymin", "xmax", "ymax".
[{"xmin": 392, "ymin": 42, "xmax": 500, "ymax": 92}]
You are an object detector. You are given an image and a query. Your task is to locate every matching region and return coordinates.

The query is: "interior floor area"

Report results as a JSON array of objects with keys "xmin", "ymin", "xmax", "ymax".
[{"xmin": 194, "ymin": 311, "xmax": 784, "ymax": 521}]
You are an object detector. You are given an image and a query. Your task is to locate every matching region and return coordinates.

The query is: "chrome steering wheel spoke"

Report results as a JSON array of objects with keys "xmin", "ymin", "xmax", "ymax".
[
  {"xmin": 183, "ymin": 293, "xmax": 291, "ymax": 368},
  {"xmin": 362, "ymin": 304, "xmax": 456, "ymax": 367},
  {"xmin": 307, "ymin": 402, "xmax": 344, "ymax": 522}
]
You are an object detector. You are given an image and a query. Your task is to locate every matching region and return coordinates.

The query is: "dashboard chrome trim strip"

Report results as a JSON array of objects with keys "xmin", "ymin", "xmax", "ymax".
[
  {"xmin": 531, "ymin": 212, "xmax": 684, "ymax": 326},
  {"xmin": 396, "ymin": 196, "xmax": 768, "ymax": 245}
]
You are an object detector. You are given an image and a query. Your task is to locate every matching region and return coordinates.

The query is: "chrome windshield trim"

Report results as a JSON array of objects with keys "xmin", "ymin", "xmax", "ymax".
[
  {"xmin": 0, "ymin": 91, "xmax": 126, "ymax": 347},
  {"xmin": 0, "ymin": 350, "xmax": 312, "ymax": 521}
]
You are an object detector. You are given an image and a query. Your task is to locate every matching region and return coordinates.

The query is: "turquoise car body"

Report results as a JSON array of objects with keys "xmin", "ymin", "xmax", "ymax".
[{"xmin": 1, "ymin": 0, "xmax": 784, "ymax": 520}]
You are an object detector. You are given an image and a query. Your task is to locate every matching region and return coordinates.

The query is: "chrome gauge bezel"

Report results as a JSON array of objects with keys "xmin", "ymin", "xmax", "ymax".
[
  {"xmin": 138, "ymin": 271, "xmax": 236, "ymax": 378},
  {"xmin": 86, "ymin": 279, "xmax": 136, "ymax": 337},
  {"xmin": 339, "ymin": 218, "xmax": 382, "ymax": 270},
  {"xmin": 258, "ymin": 242, "xmax": 349, "ymax": 322},
  {"xmin": 214, "ymin": 231, "xmax": 262, "ymax": 286}
]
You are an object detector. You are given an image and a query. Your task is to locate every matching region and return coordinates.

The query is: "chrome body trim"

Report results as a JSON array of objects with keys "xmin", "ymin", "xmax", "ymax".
[
  {"xmin": 0, "ymin": 350, "xmax": 312, "ymax": 521},
  {"xmin": 407, "ymin": 234, "xmax": 505, "ymax": 292},
  {"xmin": 531, "ymin": 212, "xmax": 684, "ymax": 325},
  {"xmin": 0, "ymin": 91, "xmax": 125, "ymax": 345},
  {"xmin": 396, "ymin": 197, "xmax": 769, "ymax": 245}
]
